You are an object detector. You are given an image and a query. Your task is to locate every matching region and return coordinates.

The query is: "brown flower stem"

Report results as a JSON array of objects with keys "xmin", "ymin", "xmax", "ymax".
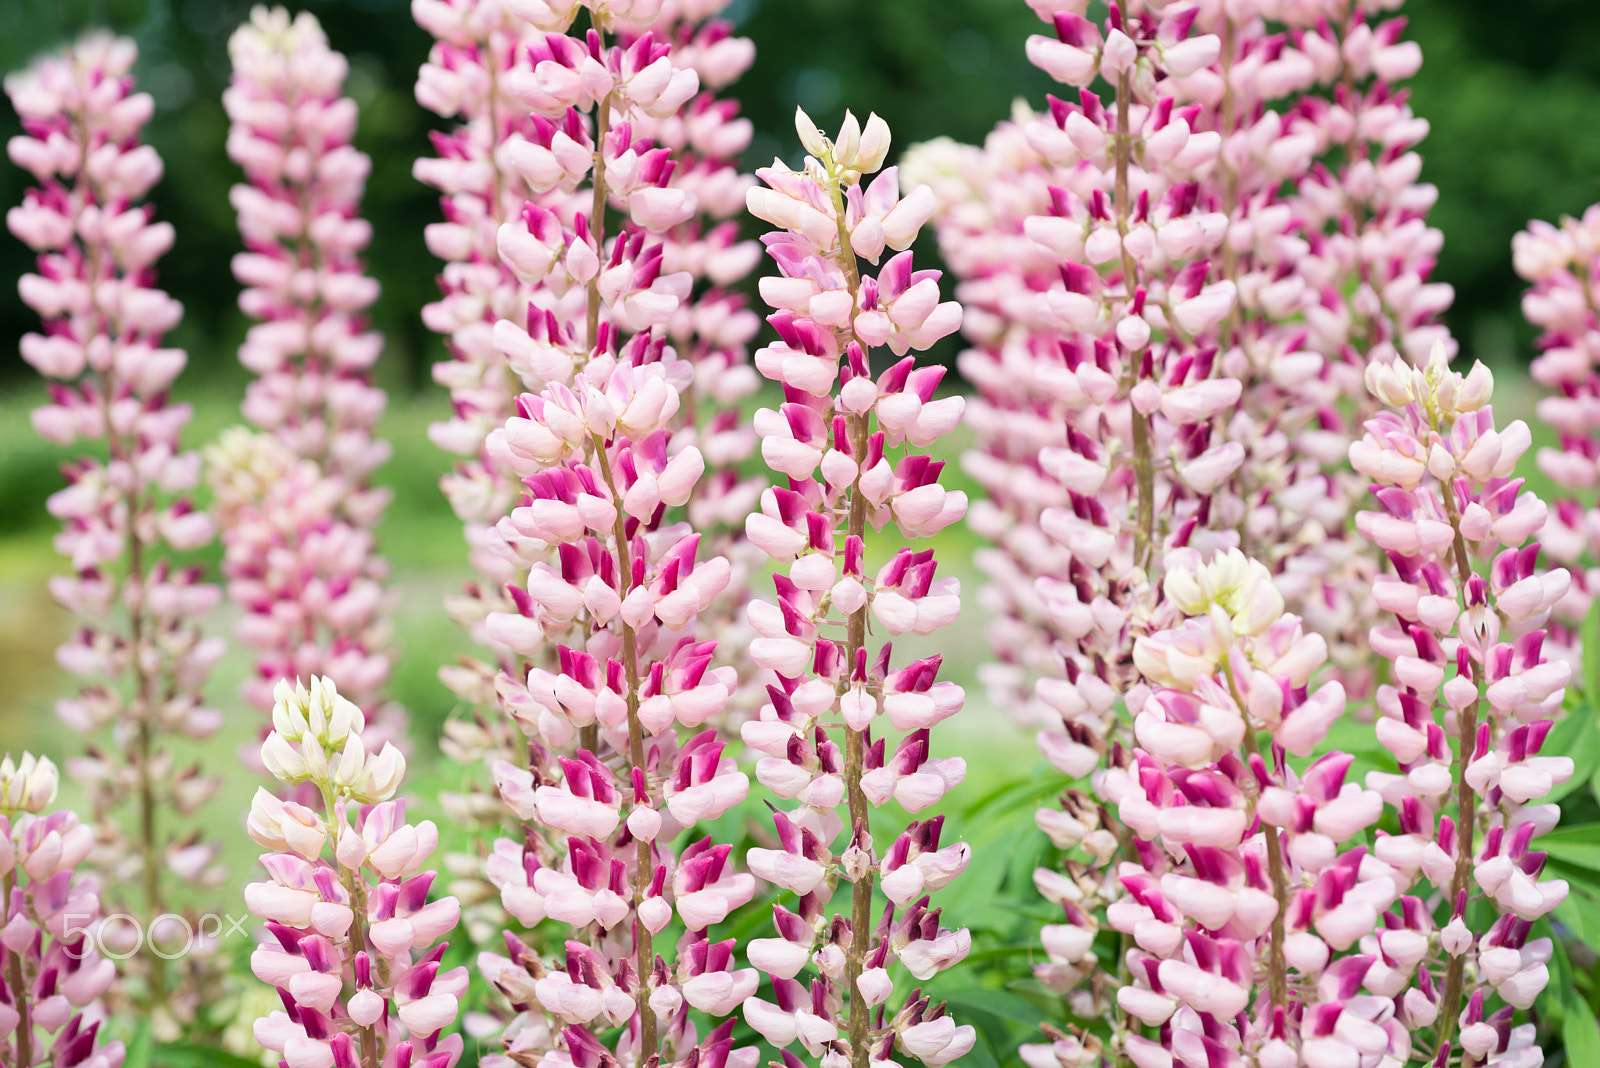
[
  {"xmin": 84, "ymin": 121, "xmax": 170, "ymax": 1007},
  {"xmin": 1434, "ymin": 484, "xmax": 1483, "ymax": 1056},
  {"xmin": 1112, "ymin": 67, "xmax": 1155, "ymax": 570},
  {"xmin": 2, "ymin": 868, "xmax": 32, "ymax": 1066},
  {"xmin": 1236, "ymin": 722, "xmax": 1288, "ymax": 1012},
  {"xmin": 591, "ymin": 436, "xmax": 657, "ymax": 1059},
  {"xmin": 579, "ymin": 87, "xmax": 620, "ymax": 754},
  {"xmin": 820, "ymin": 154, "xmax": 877, "ymax": 1068}
]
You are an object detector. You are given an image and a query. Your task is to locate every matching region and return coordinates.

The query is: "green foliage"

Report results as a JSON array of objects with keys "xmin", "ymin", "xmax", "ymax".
[
  {"xmin": 1542, "ymin": 707, "xmax": 1599, "ymax": 806},
  {"xmin": 1406, "ymin": 0, "xmax": 1600, "ymax": 362},
  {"xmin": 122, "ymin": 1021, "xmax": 152, "ymax": 1068},
  {"xmin": 1568, "ymin": 1000, "xmax": 1600, "ymax": 1068},
  {"xmin": 1586, "ymin": 601, "xmax": 1600, "ymax": 714},
  {"xmin": 145, "ymin": 1044, "xmax": 266, "ymax": 1068}
]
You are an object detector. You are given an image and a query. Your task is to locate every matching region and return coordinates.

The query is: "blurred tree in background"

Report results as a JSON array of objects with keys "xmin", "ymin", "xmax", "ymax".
[{"xmin": 1, "ymin": 0, "xmax": 1597, "ymax": 393}]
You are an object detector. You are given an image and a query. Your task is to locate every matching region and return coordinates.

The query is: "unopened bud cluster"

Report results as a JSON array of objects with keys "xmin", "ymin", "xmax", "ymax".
[{"xmin": 247, "ymin": 676, "xmax": 464, "ymax": 1068}]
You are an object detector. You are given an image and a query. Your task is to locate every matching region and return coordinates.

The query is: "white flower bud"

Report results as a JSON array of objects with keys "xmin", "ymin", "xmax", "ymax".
[
  {"xmin": 794, "ymin": 107, "xmax": 828, "ymax": 159},
  {"xmin": 0, "ymin": 753, "xmax": 58, "ymax": 814},
  {"xmin": 854, "ymin": 113, "xmax": 891, "ymax": 174}
]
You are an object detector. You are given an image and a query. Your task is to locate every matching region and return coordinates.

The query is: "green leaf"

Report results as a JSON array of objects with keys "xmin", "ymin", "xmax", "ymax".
[
  {"xmin": 1583, "ymin": 599, "xmax": 1600, "ymax": 705},
  {"xmin": 960, "ymin": 769, "xmax": 1068, "ymax": 818},
  {"xmin": 122, "ymin": 1022, "xmax": 152, "ymax": 1068},
  {"xmin": 1539, "ymin": 824, "xmax": 1600, "ymax": 846},
  {"xmin": 946, "ymin": 988, "xmax": 1050, "ymax": 1031},
  {"xmin": 152, "ymin": 1046, "xmax": 266, "ymax": 1068},
  {"xmin": 1565, "ymin": 996, "xmax": 1600, "ymax": 1068},
  {"xmin": 1556, "ymin": 893, "xmax": 1600, "ymax": 951},
  {"xmin": 1319, "ymin": 718, "xmax": 1396, "ymax": 775},
  {"xmin": 1548, "ymin": 861, "xmax": 1600, "ymax": 904},
  {"xmin": 1543, "ymin": 709, "xmax": 1600, "ymax": 803},
  {"xmin": 1541, "ymin": 831, "xmax": 1600, "ymax": 873},
  {"xmin": 1549, "ymin": 933, "xmax": 1576, "ymax": 1015}
]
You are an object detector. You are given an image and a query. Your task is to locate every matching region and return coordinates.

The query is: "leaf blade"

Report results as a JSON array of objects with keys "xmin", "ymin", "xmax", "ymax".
[{"xmin": 1564, "ymin": 996, "xmax": 1600, "ymax": 1068}]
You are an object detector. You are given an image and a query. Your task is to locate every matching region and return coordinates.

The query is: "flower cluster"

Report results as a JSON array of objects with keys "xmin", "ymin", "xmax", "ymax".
[
  {"xmin": 1347, "ymin": 348, "xmax": 1570, "ymax": 1060},
  {"xmin": 907, "ymin": 3, "xmax": 1245, "ymax": 1032},
  {"xmin": 246, "ymin": 677, "xmax": 464, "ymax": 1068},
  {"xmin": 7, "ymin": 3, "xmax": 1595, "ymax": 1067},
  {"xmin": 413, "ymin": 0, "xmax": 550, "ymax": 673},
  {"xmin": 0, "ymin": 755, "xmax": 124, "ymax": 1068},
  {"xmin": 4, "ymin": 32, "xmax": 226, "ymax": 1030},
  {"xmin": 1035, "ymin": 348, "xmax": 1569, "ymax": 1068},
  {"xmin": 416, "ymin": 0, "xmax": 768, "ymax": 1062},
  {"xmin": 414, "ymin": 1, "xmax": 765, "ymax": 970},
  {"xmin": 1515, "ymin": 204, "xmax": 1600, "ymax": 666},
  {"xmin": 1105, "ymin": 546, "xmax": 1377, "ymax": 1067},
  {"xmin": 474, "ymin": 339, "xmax": 753, "ymax": 1063},
  {"xmin": 1261, "ymin": 0, "xmax": 1453, "ymax": 688},
  {"xmin": 902, "ymin": 0, "xmax": 1457, "ymax": 1056},
  {"xmin": 909, "ymin": 0, "xmax": 1253, "ymax": 750},
  {"xmin": 416, "ymin": 0, "xmax": 762, "ymax": 682},
  {"xmin": 214, "ymin": 7, "xmax": 402, "ymax": 735},
  {"xmin": 737, "ymin": 108, "xmax": 975, "ymax": 1068}
]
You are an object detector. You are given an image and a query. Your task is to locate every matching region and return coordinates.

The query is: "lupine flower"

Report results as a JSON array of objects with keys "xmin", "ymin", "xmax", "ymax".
[
  {"xmin": 416, "ymin": 1, "xmax": 768, "ymax": 1062},
  {"xmin": 478, "ymin": 339, "xmax": 754, "ymax": 1060},
  {"xmin": 246, "ymin": 677, "xmax": 464, "ymax": 1068},
  {"xmin": 1027, "ymin": 346, "xmax": 1567, "ymax": 1063},
  {"xmin": 900, "ymin": 2, "xmax": 1453, "ymax": 1059},
  {"xmin": 413, "ymin": 0, "xmax": 546, "ymax": 643},
  {"xmin": 738, "ymin": 108, "xmax": 975, "ymax": 1068},
  {"xmin": 906, "ymin": 2, "xmax": 1239, "ymax": 1035},
  {"xmin": 415, "ymin": 0, "xmax": 766, "ymax": 1013},
  {"xmin": 5, "ymin": 32, "xmax": 226, "ymax": 1032},
  {"xmin": 414, "ymin": 0, "xmax": 759, "ymax": 704},
  {"xmin": 0, "ymin": 754, "xmax": 125, "ymax": 1068},
  {"xmin": 1352, "ymin": 345, "xmax": 1569, "ymax": 1057},
  {"xmin": 1225, "ymin": 0, "xmax": 1454, "ymax": 716},
  {"xmin": 214, "ymin": 7, "xmax": 405, "ymax": 743},
  {"xmin": 1514, "ymin": 204, "xmax": 1600, "ymax": 671}
]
